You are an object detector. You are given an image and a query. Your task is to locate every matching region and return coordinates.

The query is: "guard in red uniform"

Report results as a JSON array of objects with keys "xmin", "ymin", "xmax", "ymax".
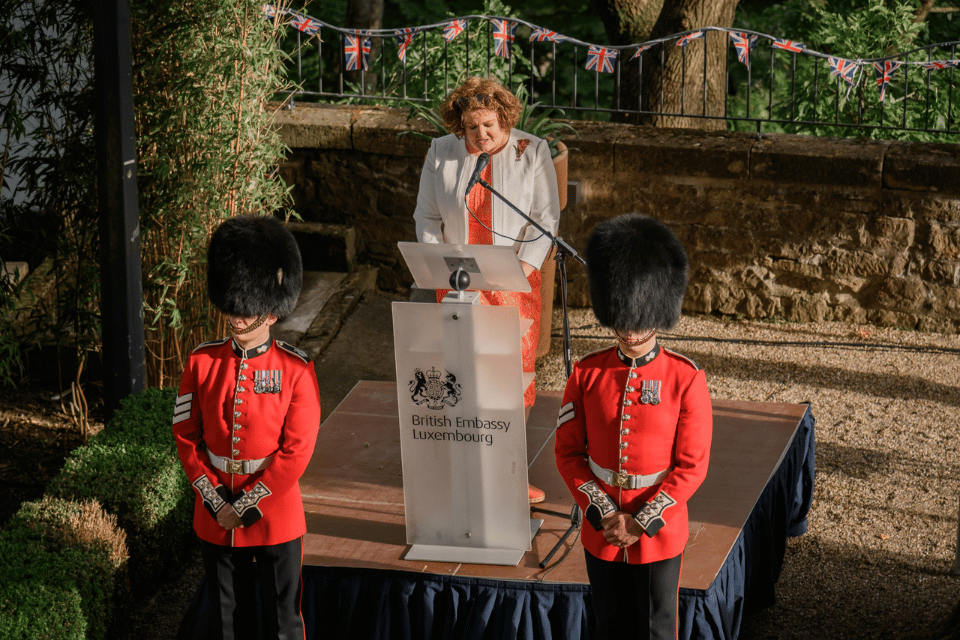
[
  {"xmin": 555, "ymin": 214, "xmax": 712, "ymax": 640},
  {"xmin": 173, "ymin": 215, "xmax": 321, "ymax": 640}
]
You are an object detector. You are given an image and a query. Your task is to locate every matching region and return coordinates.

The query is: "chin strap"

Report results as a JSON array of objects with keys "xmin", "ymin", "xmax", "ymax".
[
  {"xmin": 232, "ymin": 314, "xmax": 267, "ymax": 335},
  {"xmin": 613, "ymin": 328, "xmax": 656, "ymax": 347}
]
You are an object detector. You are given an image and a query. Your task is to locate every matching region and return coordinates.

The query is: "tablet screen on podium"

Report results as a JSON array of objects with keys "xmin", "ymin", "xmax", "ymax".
[{"xmin": 398, "ymin": 242, "xmax": 531, "ymax": 293}]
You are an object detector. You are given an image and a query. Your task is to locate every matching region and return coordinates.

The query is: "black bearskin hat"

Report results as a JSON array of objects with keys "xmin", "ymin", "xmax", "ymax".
[
  {"xmin": 207, "ymin": 215, "xmax": 303, "ymax": 320},
  {"xmin": 585, "ymin": 214, "xmax": 689, "ymax": 333}
]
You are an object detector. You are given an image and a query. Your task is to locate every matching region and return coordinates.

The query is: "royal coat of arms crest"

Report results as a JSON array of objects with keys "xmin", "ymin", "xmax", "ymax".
[{"xmin": 410, "ymin": 367, "xmax": 462, "ymax": 410}]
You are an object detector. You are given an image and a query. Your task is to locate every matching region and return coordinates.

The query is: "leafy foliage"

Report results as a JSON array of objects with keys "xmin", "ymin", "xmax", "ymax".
[
  {"xmin": 0, "ymin": 574, "xmax": 86, "ymax": 640},
  {"xmin": 283, "ymin": 0, "xmax": 534, "ymax": 105},
  {"xmin": 0, "ymin": 496, "xmax": 130, "ymax": 640},
  {"xmin": 95, "ymin": 386, "xmax": 177, "ymax": 451},
  {"xmin": 74, "ymin": 389, "xmax": 189, "ymax": 588},
  {"xmin": 2, "ymin": 0, "xmax": 295, "ymax": 417},
  {"xmin": 4, "ymin": 497, "xmax": 128, "ymax": 640},
  {"xmin": 0, "ymin": 0, "xmax": 99, "ymax": 405},
  {"xmin": 0, "ymin": 386, "xmax": 185, "ymax": 636},
  {"xmin": 730, "ymin": 0, "xmax": 960, "ymax": 141},
  {"xmin": 47, "ymin": 440, "xmax": 192, "ymax": 590},
  {"xmin": 133, "ymin": 0, "xmax": 295, "ymax": 387}
]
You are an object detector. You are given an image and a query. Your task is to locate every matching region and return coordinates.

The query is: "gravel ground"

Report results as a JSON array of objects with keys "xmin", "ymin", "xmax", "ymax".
[{"xmin": 117, "ymin": 294, "xmax": 960, "ymax": 638}]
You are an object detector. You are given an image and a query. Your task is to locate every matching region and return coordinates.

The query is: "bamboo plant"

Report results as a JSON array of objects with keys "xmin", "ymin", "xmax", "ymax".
[{"xmin": 133, "ymin": 0, "xmax": 295, "ymax": 387}]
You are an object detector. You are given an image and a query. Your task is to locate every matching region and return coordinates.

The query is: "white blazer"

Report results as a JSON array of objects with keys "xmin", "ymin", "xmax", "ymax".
[{"xmin": 414, "ymin": 129, "xmax": 561, "ymax": 270}]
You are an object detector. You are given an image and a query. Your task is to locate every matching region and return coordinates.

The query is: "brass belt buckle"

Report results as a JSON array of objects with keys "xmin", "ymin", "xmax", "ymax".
[
  {"xmin": 614, "ymin": 470, "xmax": 630, "ymax": 488},
  {"xmin": 226, "ymin": 459, "xmax": 243, "ymax": 474}
]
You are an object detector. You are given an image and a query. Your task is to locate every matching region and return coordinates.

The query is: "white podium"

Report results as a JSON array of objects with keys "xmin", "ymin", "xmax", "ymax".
[{"xmin": 392, "ymin": 242, "xmax": 540, "ymax": 565}]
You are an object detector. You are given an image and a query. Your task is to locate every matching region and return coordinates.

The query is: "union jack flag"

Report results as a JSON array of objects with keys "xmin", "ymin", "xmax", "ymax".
[
  {"xmin": 872, "ymin": 60, "xmax": 901, "ymax": 102},
  {"xmin": 394, "ymin": 28, "xmax": 419, "ymax": 62},
  {"xmin": 921, "ymin": 60, "xmax": 959, "ymax": 71},
  {"xmin": 443, "ymin": 19, "xmax": 466, "ymax": 42},
  {"xmin": 491, "ymin": 19, "xmax": 517, "ymax": 59},
  {"xmin": 291, "ymin": 13, "xmax": 320, "ymax": 36},
  {"xmin": 729, "ymin": 32, "xmax": 758, "ymax": 69},
  {"xmin": 344, "ymin": 34, "xmax": 371, "ymax": 71},
  {"xmin": 529, "ymin": 27, "xmax": 566, "ymax": 43},
  {"xmin": 828, "ymin": 56, "xmax": 859, "ymax": 86},
  {"xmin": 630, "ymin": 43, "xmax": 655, "ymax": 60},
  {"xmin": 585, "ymin": 46, "xmax": 617, "ymax": 73},
  {"xmin": 676, "ymin": 31, "xmax": 705, "ymax": 47},
  {"xmin": 771, "ymin": 38, "xmax": 806, "ymax": 53},
  {"xmin": 261, "ymin": 4, "xmax": 277, "ymax": 19}
]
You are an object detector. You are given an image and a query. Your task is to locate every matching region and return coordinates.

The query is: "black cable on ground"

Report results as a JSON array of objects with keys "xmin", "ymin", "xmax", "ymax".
[{"xmin": 554, "ymin": 324, "xmax": 960, "ymax": 356}]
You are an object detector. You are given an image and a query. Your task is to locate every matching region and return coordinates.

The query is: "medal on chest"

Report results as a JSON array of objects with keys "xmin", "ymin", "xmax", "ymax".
[
  {"xmin": 254, "ymin": 369, "xmax": 282, "ymax": 394},
  {"xmin": 639, "ymin": 379, "xmax": 661, "ymax": 405}
]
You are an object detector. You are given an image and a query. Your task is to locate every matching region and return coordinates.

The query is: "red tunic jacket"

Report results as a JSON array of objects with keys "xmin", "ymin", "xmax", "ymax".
[
  {"xmin": 555, "ymin": 343, "xmax": 712, "ymax": 564},
  {"xmin": 172, "ymin": 337, "xmax": 321, "ymax": 547}
]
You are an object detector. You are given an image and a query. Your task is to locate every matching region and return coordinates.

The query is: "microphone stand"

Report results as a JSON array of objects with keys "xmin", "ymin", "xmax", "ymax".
[{"xmin": 474, "ymin": 177, "xmax": 585, "ymax": 569}]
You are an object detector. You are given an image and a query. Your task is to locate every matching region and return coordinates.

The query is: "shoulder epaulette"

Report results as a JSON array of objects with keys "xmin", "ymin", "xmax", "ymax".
[
  {"xmin": 276, "ymin": 340, "xmax": 311, "ymax": 363},
  {"xmin": 192, "ymin": 337, "xmax": 230, "ymax": 353},
  {"xmin": 577, "ymin": 344, "xmax": 616, "ymax": 364},
  {"xmin": 662, "ymin": 347, "xmax": 700, "ymax": 371}
]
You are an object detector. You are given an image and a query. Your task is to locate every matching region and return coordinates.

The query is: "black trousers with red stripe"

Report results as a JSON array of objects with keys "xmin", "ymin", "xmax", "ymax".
[
  {"xmin": 200, "ymin": 537, "xmax": 304, "ymax": 640},
  {"xmin": 584, "ymin": 549, "xmax": 683, "ymax": 640}
]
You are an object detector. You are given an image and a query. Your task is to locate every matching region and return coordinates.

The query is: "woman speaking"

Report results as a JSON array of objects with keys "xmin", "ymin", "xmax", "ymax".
[{"xmin": 413, "ymin": 76, "xmax": 561, "ymax": 503}]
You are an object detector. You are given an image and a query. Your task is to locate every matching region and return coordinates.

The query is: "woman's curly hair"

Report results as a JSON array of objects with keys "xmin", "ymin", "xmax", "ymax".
[{"xmin": 440, "ymin": 76, "xmax": 523, "ymax": 138}]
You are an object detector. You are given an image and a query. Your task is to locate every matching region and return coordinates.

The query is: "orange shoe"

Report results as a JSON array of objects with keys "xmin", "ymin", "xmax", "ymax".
[{"xmin": 528, "ymin": 484, "xmax": 545, "ymax": 504}]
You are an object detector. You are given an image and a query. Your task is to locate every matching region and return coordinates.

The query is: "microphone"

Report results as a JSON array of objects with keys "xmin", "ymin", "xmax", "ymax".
[{"xmin": 464, "ymin": 152, "xmax": 490, "ymax": 198}]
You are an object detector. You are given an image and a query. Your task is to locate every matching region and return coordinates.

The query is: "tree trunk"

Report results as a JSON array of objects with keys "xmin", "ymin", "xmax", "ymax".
[
  {"xmin": 344, "ymin": 0, "xmax": 384, "ymax": 93},
  {"xmin": 591, "ymin": 0, "xmax": 664, "ymax": 45},
  {"xmin": 593, "ymin": 0, "xmax": 740, "ymax": 129}
]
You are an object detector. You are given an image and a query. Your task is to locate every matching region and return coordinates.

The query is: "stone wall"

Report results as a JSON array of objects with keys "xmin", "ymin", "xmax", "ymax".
[{"xmin": 275, "ymin": 103, "xmax": 960, "ymax": 333}]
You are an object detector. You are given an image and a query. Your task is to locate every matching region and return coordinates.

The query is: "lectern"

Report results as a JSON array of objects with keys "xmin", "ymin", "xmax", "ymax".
[{"xmin": 392, "ymin": 241, "xmax": 541, "ymax": 565}]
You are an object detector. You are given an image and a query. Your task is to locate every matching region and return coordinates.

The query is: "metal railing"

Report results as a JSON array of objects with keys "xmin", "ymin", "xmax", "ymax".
[{"xmin": 268, "ymin": 7, "xmax": 960, "ymax": 138}]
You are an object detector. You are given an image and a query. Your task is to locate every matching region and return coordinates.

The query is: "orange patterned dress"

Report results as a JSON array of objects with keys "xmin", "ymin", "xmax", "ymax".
[{"xmin": 436, "ymin": 140, "xmax": 542, "ymax": 407}]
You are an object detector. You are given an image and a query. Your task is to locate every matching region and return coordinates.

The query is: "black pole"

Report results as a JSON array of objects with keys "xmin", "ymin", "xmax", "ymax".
[
  {"xmin": 471, "ymin": 179, "xmax": 588, "ymax": 568},
  {"xmin": 94, "ymin": 0, "xmax": 146, "ymax": 419}
]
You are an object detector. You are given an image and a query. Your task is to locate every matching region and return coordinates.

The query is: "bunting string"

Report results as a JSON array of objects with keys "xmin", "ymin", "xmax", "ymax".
[
  {"xmin": 490, "ymin": 19, "xmax": 517, "ymax": 59},
  {"xmin": 585, "ymin": 46, "xmax": 617, "ymax": 73},
  {"xmin": 729, "ymin": 32, "xmax": 758, "ymax": 69},
  {"xmin": 259, "ymin": 5, "xmax": 960, "ymax": 96},
  {"xmin": 873, "ymin": 60, "xmax": 902, "ymax": 102}
]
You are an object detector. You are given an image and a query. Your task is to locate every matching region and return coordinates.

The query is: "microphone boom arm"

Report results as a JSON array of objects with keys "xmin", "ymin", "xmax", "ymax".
[{"xmin": 475, "ymin": 178, "xmax": 585, "ymax": 267}]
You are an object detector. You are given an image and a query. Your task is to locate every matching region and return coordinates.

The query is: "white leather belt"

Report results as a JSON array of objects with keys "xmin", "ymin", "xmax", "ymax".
[
  {"xmin": 207, "ymin": 450, "xmax": 273, "ymax": 475},
  {"xmin": 588, "ymin": 457, "xmax": 671, "ymax": 490}
]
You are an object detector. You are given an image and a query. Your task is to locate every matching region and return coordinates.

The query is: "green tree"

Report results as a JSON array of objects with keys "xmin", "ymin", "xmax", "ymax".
[
  {"xmin": 730, "ymin": 0, "xmax": 960, "ymax": 140},
  {"xmin": 592, "ymin": 0, "xmax": 742, "ymax": 127}
]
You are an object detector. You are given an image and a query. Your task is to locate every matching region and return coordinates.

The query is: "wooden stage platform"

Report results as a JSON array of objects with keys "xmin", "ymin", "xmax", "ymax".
[
  {"xmin": 178, "ymin": 380, "xmax": 814, "ymax": 639},
  {"xmin": 300, "ymin": 380, "xmax": 810, "ymax": 591}
]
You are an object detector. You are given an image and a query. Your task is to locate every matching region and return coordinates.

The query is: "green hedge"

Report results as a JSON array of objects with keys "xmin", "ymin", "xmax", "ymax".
[
  {"xmin": 0, "ymin": 579, "xmax": 86, "ymax": 640},
  {"xmin": 0, "ymin": 387, "xmax": 193, "ymax": 639},
  {"xmin": 47, "ymin": 441, "xmax": 193, "ymax": 588},
  {"xmin": 47, "ymin": 387, "xmax": 192, "ymax": 588},
  {"xmin": 0, "ymin": 497, "xmax": 128, "ymax": 640},
  {"xmin": 94, "ymin": 385, "xmax": 181, "ymax": 453}
]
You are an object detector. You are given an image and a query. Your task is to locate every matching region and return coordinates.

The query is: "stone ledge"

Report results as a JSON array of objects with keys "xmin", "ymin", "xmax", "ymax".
[
  {"xmin": 273, "ymin": 103, "xmax": 354, "ymax": 149},
  {"xmin": 352, "ymin": 108, "xmax": 436, "ymax": 158},
  {"xmin": 884, "ymin": 141, "xmax": 960, "ymax": 195},
  {"xmin": 751, "ymin": 133, "xmax": 890, "ymax": 187},
  {"xmin": 616, "ymin": 127, "xmax": 753, "ymax": 180},
  {"xmin": 287, "ymin": 221, "xmax": 356, "ymax": 272},
  {"xmin": 565, "ymin": 120, "xmax": 623, "ymax": 174},
  {"xmin": 297, "ymin": 266, "xmax": 379, "ymax": 361}
]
